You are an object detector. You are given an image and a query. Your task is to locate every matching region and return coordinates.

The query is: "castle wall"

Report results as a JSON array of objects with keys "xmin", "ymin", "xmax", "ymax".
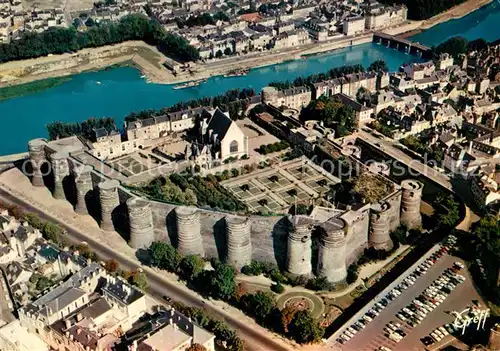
[
  {"xmin": 149, "ymin": 202, "xmax": 282, "ymax": 264},
  {"xmin": 25, "ymin": 139, "xmax": 423, "ymax": 280},
  {"xmin": 342, "ymin": 207, "xmax": 370, "ymax": 266},
  {"xmin": 383, "ymin": 189, "xmax": 402, "ymax": 231}
]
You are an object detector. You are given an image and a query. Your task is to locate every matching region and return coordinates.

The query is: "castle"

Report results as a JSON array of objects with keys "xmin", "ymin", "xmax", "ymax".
[{"xmin": 25, "ymin": 135, "xmax": 423, "ymax": 284}]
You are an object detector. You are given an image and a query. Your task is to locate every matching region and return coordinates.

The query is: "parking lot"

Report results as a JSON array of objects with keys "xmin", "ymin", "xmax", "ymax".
[{"xmin": 334, "ymin": 237, "xmax": 485, "ymax": 351}]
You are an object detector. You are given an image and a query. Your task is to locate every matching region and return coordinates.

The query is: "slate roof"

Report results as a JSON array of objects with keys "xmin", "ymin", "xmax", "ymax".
[
  {"xmin": 100, "ymin": 275, "xmax": 143, "ymax": 305},
  {"xmin": 206, "ymin": 108, "xmax": 233, "ymax": 141},
  {"xmin": 23, "ymin": 262, "xmax": 102, "ymax": 316}
]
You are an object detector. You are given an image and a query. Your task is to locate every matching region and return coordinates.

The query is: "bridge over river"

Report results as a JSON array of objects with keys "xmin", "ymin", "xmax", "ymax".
[{"xmin": 373, "ymin": 32, "xmax": 432, "ymax": 58}]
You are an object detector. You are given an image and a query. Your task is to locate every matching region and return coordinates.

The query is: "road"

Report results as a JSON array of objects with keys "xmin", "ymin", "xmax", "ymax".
[{"xmin": 0, "ymin": 187, "xmax": 291, "ymax": 351}]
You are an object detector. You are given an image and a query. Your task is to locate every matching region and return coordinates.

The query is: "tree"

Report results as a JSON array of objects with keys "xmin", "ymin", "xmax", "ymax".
[
  {"xmin": 271, "ymin": 282, "xmax": 285, "ymax": 294},
  {"xmin": 186, "ymin": 344, "xmax": 207, "ymax": 351},
  {"xmin": 356, "ymin": 87, "xmax": 372, "ymax": 106},
  {"xmin": 295, "ymin": 204, "xmax": 310, "ymax": 215},
  {"xmin": 224, "ymin": 47, "xmax": 232, "ymax": 56},
  {"xmin": 434, "ymin": 36, "xmax": 469, "ymax": 58},
  {"xmin": 377, "ymin": 0, "xmax": 470, "ymax": 20},
  {"xmin": 149, "ymin": 241, "xmax": 181, "ymax": 272},
  {"xmin": 105, "ymin": 259, "xmax": 119, "ymax": 272},
  {"xmin": 208, "ymin": 262, "xmax": 235, "ymax": 300},
  {"xmin": 473, "ymin": 215, "xmax": 500, "ymax": 259},
  {"xmin": 215, "ymin": 50, "xmax": 223, "ymax": 58},
  {"xmin": 346, "ymin": 263, "xmax": 359, "ymax": 284},
  {"xmin": 287, "ymin": 310, "xmax": 324, "ymax": 343},
  {"xmin": 435, "ymin": 195, "xmax": 459, "ymax": 229},
  {"xmin": 306, "ymin": 276, "xmax": 333, "ymax": 291},
  {"xmin": 42, "ymin": 221, "xmax": 64, "ymax": 245},
  {"xmin": 241, "ymin": 291, "xmax": 276, "ymax": 322},
  {"xmin": 131, "ymin": 270, "xmax": 148, "ymax": 290},
  {"xmin": 179, "ymin": 255, "xmax": 205, "ymax": 281},
  {"xmin": 30, "ymin": 273, "xmax": 54, "ymax": 291},
  {"xmin": 368, "ymin": 59, "xmax": 388, "ymax": 72},
  {"xmin": 0, "ymin": 14, "xmax": 200, "ymax": 64},
  {"xmin": 23, "ymin": 213, "xmax": 44, "ymax": 230},
  {"xmin": 74, "ymin": 243, "xmax": 97, "ymax": 261}
]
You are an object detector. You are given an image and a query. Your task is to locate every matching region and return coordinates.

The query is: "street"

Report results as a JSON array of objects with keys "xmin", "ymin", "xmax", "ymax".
[{"xmin": 0, "ymin": 187, "xmax": 291, "ymax": 351}]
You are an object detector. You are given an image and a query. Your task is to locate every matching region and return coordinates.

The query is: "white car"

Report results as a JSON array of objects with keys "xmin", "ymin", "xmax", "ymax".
[
  {"xmin": 387, "ymin": 323, "xmax": 398, "ymax": 331},
  {"xmin": 345, "ymin": 330, "xmax": 354, "ymax": 338},
  {"xmin": 403, "ymin": 308, "xmax": 414, "ymax": 316},
  {"xmin": 355, "ymin": 321, "xmax": 365, "ymax": 329},
  {"xmin": 388, "ymin": 333, "xmax": 402, "ymax": 342},
  {"xmin": 413, "ymin": 299, "xmax": 424, "ymax": 307},
  {"xmin": 363, "ymin": 314, "xmax": 372, "ymax": 322},
  {"xmin": 341, "ymin": 333, "xmax": 351, "ymax": 341},
  {"xmin": 439, "ymin": 326, "xmax": 449, "ymax": 336},
  {"xmin": 431, "ymin": 332, "xmax": 442, "ymax": 341},
  {"xmin": 396, "ymin": 313, "xmax": 407, "ymax": 322}
]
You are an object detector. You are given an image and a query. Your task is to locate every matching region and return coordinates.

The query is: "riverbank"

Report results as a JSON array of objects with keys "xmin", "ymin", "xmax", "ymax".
[
  {"xmin": 399, "ymin": 0, "xmax": 494, "ymax": 38},
  {"xmin": 0, "ymin": 33, "xmax": 377, "ymax": 88},
  {"xmin": 0, "ymin": 0, "xmax": 493, "ymax": 90},
  {"xmin": 0, "ymin": 41, "xmax": 169, "ymax": 88}
]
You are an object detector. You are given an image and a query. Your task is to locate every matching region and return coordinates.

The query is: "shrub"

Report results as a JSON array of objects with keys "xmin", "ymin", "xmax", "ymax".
[
  {"xmin": 271, "ymin": 282, "xmax": 285, "ymax": 294},
  {"xmin": 306, "ymin": 276, "xmax": 334, "ymax": 291}
]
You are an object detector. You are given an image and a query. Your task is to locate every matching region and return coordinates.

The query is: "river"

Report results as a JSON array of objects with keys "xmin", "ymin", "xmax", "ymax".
[
  {"xmin": 411, "ymin": 0, "xmax": 500, "ymax": 45},
  {"xmin": 0, "ymin": 1, "xmax": 499, "ymax": 155}
]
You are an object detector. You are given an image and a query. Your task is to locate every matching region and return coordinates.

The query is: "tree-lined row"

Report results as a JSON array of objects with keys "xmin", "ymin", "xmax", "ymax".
[
  {"xmin": 268, "ymin": 60, "xmax": 388, "ymax": 90},
  {"xmin": 0, "ymin": 14, "xmax": 199, "ymax": 64},
  {"xmin": 149, "ymin": 241, "xmax": 324, "ymax": 344},
  {"xmin": 124, "ymin": 88, "xmax": 256, "ymax": 122}
]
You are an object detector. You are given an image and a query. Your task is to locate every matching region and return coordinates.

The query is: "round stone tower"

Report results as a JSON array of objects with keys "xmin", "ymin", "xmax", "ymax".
[
  {"xmin": 127, "ymin": 197, "xmax": 155, "ymax": 250},
  {"xmin": 400, "ymin": 180, "xmax": 423, "ymax": 229},
  {"xmin": 286, "ymin": 215, "xmax": 313, "ymax": 276},
  {"xmin": 74, "ymin": 165, "xmax": 93, "ymax": 215},
  {"xmin": 225, "ymin": 216, "xmax": 252, "ymax": 269},
  {"xmin": 98, "ymin": 180, "xmax": 120, "ymax": 232},
  {"xmin": 261, "ymin": 86, "xmax": 279, "ymax": 104},
  {"xmin": 28, "ymin": 139, "xmax": 47, "ymax": 187},
  {"xmin": 368, "ymin": 161, "xmax": 390, "ymax": 176},
  {"xmin": 317, "ymin": 218, "xmax": 347, "ymax": 283},
  {"xmin": 370, "ymin": 202, "xmax": 393, "ymax": 251},
  {"xmin": 175, "ymin": 207, "xmax": 204, "ymax": 257},
  {"xmin": 341, "ymin": 145, "xmax": 362, "ymax": 159},
  {"xmin": 50, "ymin": 151, "xmax": 69, "ymax": 200}
]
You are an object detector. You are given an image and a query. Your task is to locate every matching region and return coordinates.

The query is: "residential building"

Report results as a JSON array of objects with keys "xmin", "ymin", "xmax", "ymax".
[
  {"xmin": 343, "ymin": 16, "xmax": 365, "ymax": 36},
  {"xmin": 334, "ymin": 93, "xmax": 373, "ymax": 126}
]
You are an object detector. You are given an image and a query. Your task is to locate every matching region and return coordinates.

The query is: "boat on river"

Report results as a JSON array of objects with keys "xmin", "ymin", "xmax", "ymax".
[
  {"xmin": 223, "ymin": 69, "xmax": 249, "ymax": 77},
  {"xmin": 172, "ymin": 78, "xmax": 207, "ymax": 90}
]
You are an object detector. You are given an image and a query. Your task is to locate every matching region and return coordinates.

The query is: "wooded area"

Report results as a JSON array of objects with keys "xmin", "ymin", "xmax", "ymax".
[
  {"xmin": 0, "ymin": 14, "xmax": 199, "ymax": 63},
  {"xmin": 378, "ymin": 0, "xmax": 467, "ymax": 20}
]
